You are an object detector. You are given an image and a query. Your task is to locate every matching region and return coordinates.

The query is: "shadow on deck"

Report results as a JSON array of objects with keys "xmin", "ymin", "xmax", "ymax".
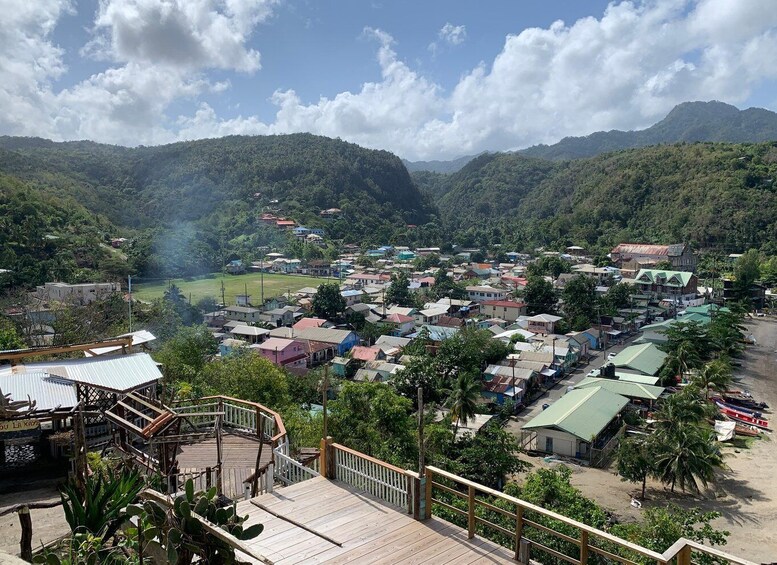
[{"xmin": 236, "ymin": 477, "xmax": 516, "ymax": 564}]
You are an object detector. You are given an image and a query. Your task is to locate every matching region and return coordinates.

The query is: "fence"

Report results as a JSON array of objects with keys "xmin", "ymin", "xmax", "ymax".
[
  {"xmin": 174, "ymin": 395, "xmax": 288, "ymax": 456},
  {"xmin": 423, "ymin": 465, "xmax": 757, "ymax": 565},
  {"xmin": 274, "ymin": 446, "xmax": 320, "ymax": 486},
  {"xmin": 319, "ymin": 438, "xmax": 412, "ymax": 513}
]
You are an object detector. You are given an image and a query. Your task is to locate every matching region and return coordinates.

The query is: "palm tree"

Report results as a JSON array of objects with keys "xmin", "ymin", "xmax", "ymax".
[
  {"xmin": 663, "ymin": 340, "xmax": 702, "ymax": 384},
  {"xmin": 653, "ymin": 388, "xmax": 714, "ymax": 437},
  {"xmin": 692, "ymin": 359, "xmax": 733, "ymax": 400},
  {"xmin": 653, "ymin": 426, "xmax": 723, "ymax": 493},
  {"xmin": 447, "ymin": 372, "xmax": 481, "ymax": 439}
]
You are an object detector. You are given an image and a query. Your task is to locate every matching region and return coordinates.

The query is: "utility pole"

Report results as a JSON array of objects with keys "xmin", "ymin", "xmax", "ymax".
[
  {"xmin": 323, "ymin": 364, "xmax": 330, "ymax": 439},
  {"xmin": 261, "ymin": 257, "xmax": 265, "ymax": 305},
  {"xmin": 127, "ymin": 275, "xmax": 132, "ymax": 333},
  {"xmin": 221, "ymin": 280, "xmax": 226, "ymax": 308}
]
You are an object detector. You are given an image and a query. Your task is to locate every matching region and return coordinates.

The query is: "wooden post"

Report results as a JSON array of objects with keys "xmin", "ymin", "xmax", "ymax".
[
  {"xmin": 580, "ymin": 529, "xmax": 589, "ymax": 565},
  {"xmin": 252, "ymin": 435, "xmax": 265, "ymax": 497},
  {"xmin": 216, "ymin": 399, "xmax": 224, "ymax": 495},
  {"xmin": 319, "ymin": 437, "xmax": 329, "ymax": 479},
  {"xmin": 18, "ymin": 506, "xmax": 32, "ymax": 562},
  {"xmin": 417, "ymin": 386, "xmax": 424, "ymax": 472},
  {"xmin": 676, "ymin": 545, "xmax": 692, "ymax": 565},
  {"xmin": 322, "ymin": 364, "xmax": 329, "ymax": 439},
  {"xmin": 424, "ymin": 467, "xmax": 433, "ymax": 520},
  {"xmin": 467, "ymin": 485, "xmax": 475, "ymax": 539},
  {"xmin": 206, "ymin": 467, "xmax": 212, "ymax": 489},
  {"xmin": 514, "ymin": 506, "xmax": 524, "ymax": 561}
]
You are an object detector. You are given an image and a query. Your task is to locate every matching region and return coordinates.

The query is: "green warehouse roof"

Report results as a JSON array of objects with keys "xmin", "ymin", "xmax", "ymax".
[
  {"xmin": 613, "ymin": 372, "xmax": 660, "ymax": 386},
  {"xmin": 573, "ymin": 377, "xmax": 664, "ymax": 401},
  {"xmin": 609, "ymin": 343, "xmax": 667, "ymax": 376},
  {"xmin": 522, "ymin": 387, "xmax": 629, "ymax": 441}
]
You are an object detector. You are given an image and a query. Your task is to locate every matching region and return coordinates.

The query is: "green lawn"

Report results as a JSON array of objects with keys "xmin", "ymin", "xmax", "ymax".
[{"xmin": 132, "ymin": 272, "xmax": 332, "ymax": 305}]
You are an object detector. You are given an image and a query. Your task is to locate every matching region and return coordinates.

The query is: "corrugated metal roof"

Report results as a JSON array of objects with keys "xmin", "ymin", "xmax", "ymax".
[
  {"xmin": 610, "ymin": 343, "xmax": 667, "ymax": 376},
  {"xmin": 85, "ymin": 330, "xmax": 158, "ymax": 357},
  {"xmin": 612, "ymin": 243, "xmax": 670, "ymax": 256},
  {"xmin": 522, "ymin": 387, "xmax": 628, "ymax": 441},
  {"xmin": 574, "ymin": 377, "xmax": 664, "ymax": 400},
  {"xmin": 0, "ymin": 372, "xmax": 77, "ymax": 412},
  {"xmin": 18, "ymin": 353, "xmax": 162, "ymax": 394}
]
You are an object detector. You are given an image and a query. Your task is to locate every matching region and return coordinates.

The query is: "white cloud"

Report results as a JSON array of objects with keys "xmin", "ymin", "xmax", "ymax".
[
  {"xmin": 2, "ymin": 0, "xmax": 777, "ymax": 158},
  {"xmin": 439, "ymin": 23, "xmax": 467, "ymax": 46}
]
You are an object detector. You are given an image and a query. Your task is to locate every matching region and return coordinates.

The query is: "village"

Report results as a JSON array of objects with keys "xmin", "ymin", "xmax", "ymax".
[{"xmin": 0, "ymin": 238, "xmax": 773, "ymax": 564}]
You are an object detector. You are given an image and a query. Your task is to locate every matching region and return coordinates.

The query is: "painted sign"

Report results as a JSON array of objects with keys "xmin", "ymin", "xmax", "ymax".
[{"xmin": 0, "ymin": 419, "xmax": 41, "ymax": 440}]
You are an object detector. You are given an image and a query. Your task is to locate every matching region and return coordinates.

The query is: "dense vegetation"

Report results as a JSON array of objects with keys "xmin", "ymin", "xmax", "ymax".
[
  {"xmin": 431, "ymin": 142, "xmax": 777, "ymax": 254},
  {"xmin": 0, "ymin": 134, "xmax": 438, "ymax": 282}
]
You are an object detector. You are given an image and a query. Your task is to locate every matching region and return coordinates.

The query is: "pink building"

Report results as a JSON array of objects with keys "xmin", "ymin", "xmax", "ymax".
[{"xmin": 256, "ymin": 337, "xmax": 307, "ymax": 369}]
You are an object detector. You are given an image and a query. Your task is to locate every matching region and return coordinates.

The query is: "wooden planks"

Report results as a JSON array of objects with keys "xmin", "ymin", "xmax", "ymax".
[{"xmin": 236, "ymin": 477, "xmax": 516, "ymax": 564}]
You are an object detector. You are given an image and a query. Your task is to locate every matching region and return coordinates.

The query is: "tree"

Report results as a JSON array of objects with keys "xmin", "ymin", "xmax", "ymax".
[
  {"xmin": 691, "ymin": 359, "xmax": 733, "ymax": 400},
  {"xmin": 732, "ymin": 249, "xmax": 761, "ymax": 305},
  {"xmin": 603, "ymin": 282, "xmax": 635, "ymax": 312},
  {"xmin": 0, "ymin": 317, "xmax": 25, "ymax": 350},
  {"xmin": 385, "ymin": 271, "xmax": 414, "ymax": 307},
  {"xmin": 452, "ymin": 426, "xmax": 529, "ymax": 489},
  {"xmin": 653, "ymin": 425, "xmax": 723, "ymax": 493},
  {"xmin": 561, "ymin": 275, "xmax": 597, "ymax": 330},
  {"xmin": 523, "ymin": 276, "xmax": 557, "ymax": 315},
  {"xmin": 526, "ymin": 256, "xmax": 572, "ymax": 278},
  {"xmin": 616, "ymin": 435, "xmax": 653, "ymax": 500},
  {"xmin": 154, "ymin": 325, "xmax": 218, "ymax": 385},
  {"xmin": 196, "ymin": 350, "xmax": 290, "ymax": 409},
  {"xmin": 312, "ymin": 282, "xmax": 346, "ymax": 320},
  {"xmin": 662, "ymin": 339, "xmax": 703, "ymax": 384},
  {"xmin": 329, "ymin": 381, "xmax": 416, "ymax": 467},
  {"xmin": 446, "ymin": 372, "xmax": 481, "ymax": 438}
]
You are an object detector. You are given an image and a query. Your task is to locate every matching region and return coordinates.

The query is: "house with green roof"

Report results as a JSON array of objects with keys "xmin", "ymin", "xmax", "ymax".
[
  {"xmin": 609, "ymin": 342, "xmax": 667, "ymax": 376},
  {"xmin": 573, "ymin": 377, "xmax": 664, "ymax": 408},
  {"xmin": 634, "ymin": 269, "xmax": 698, "ymax": 300},
  {"xmin": 522, "ymin": 387, "xmax": 629, "ymax": 464}
]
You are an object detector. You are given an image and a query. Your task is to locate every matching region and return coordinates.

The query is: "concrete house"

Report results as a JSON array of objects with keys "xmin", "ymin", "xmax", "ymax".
[
  {"xmin": 224, "ymin": 306, "xmax": 262, "ymax": 323},
  {"xmin": 634, "ymin": 269, "xmax": 698, "ymax": 301},
  {"xmin": 256, "ymin": 337, "xmax": 308, "ymax": 369},
  {"xmin": 526, "ymin": 314, "xmax": 562, "ymax": 335},
  {"xmin": 466, "ymin": 286, "xmax": 508, "ymax": 303},
  {"xmin": 481, "ymin": 300, "xmax": 527, "ymax": 323},
  {"xmin": 611, "ymin": 243, "xmax": 696, "ymax": 273}
]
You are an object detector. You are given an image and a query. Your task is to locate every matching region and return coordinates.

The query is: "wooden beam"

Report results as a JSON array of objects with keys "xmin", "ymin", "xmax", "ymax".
[
  {"xmin": 139, "ymin": 490, "xmax": 273, "ymax": 564},
  {"xmin": 117, "ymin": 401, "xmax": 156, "ymax": 421},
  {"xmin": 0, "ymin": 337, "xmax": 133, "ymax": 361},
  {"xmin": 250, "ymin": 500, "xmax": 343, "ymax": 547}
]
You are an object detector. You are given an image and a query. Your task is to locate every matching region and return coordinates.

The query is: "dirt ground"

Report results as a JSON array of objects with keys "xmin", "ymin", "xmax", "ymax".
[
  {"xmin": 0, "ymin": 486, "xmax": 68, "ymax": 557},
  {"xmin": 515, "ymin": 317, "xmax": 777, "ymax": 564}
]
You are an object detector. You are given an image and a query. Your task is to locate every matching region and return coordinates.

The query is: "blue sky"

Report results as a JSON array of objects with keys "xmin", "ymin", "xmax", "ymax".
[{"xmin": 3, "ymin": 1, "xmax": 777, "ymax": 159}]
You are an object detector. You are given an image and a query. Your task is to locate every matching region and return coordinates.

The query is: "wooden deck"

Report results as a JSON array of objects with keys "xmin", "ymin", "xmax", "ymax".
[
  {"xmin": 236, "ymin": 477, "xmax": 517, "ymax": 564},
  {"xmin": 175, "ymin": 434, "xmax": 272, "ymax": 498}
]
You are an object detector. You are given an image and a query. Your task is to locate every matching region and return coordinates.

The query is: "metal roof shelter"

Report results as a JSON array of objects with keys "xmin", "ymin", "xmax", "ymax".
[
  {"xmin": 522, "ymin": 386, "xmax": 629, "ymax": 441},
  {"xmin": 0, "ymin": 372, "xmax": 78, "ymax": 413},
  {"xmin": 573, "ymin": 377, "xmax": 665, "ymax": 401}
]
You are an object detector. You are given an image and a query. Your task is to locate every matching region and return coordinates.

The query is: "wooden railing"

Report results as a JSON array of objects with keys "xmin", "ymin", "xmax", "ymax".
[
  {"xmin": 174, "ymin": 395, "xmax": 288, "ymax": 455},
  {"xmin": 320, "ymin": 438, "xmax": 412, "ymax": 513},
  {"xmin": 424, "ymin": 466, "xmax": 757, "ymax": 565},
  {"xmin": 274, "ymin": 446, "xmax": 320, "ymax": 486}
]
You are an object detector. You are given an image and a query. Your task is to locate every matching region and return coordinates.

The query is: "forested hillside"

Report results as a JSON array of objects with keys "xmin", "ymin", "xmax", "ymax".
[
  {"xmin": 435, "ymin": 142, "xmax": 777, "ymax": 254},
  {"xmin": 520, "ymin": 101, "xmax": 777, "ymax": 161},
  {"xmin": 0, "ymin": 134, "xmax": 438, "ymax": 281}
]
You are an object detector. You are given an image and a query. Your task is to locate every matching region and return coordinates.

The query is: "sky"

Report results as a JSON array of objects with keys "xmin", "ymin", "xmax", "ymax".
[{"xmin": 2, "ymin": 0, "xmax": 777, "ymax": 160}]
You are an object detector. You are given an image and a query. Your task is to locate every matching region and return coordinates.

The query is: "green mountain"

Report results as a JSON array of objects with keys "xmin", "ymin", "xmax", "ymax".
[
  {"xmin": 0, "ymin": 134, "xmax": 437, "ymax": 282},
  {"xmin": 520, "ymin": 101, "xmax": 777, "ymax": 161},
  {"xmin": 435, "ymin": 142, "xmax": 777, "ymax": 255},
  {"xmin": 403, "ymin": 154, "xmax": 478, "ymax": 174}
]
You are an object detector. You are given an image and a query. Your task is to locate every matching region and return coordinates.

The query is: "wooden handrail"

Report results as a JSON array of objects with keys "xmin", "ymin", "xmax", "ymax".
[
  {"xmin": 330, "ymin": 443, "xmax": 407, "ymax": 475},
  {"xmin": 0, "ymin": 337, "xmax": 134, "ymax": 361},
  {"xmin": 199, "ymin": 395, "xmax": 287, "ymax": 440},
  {"xmin": 425, "ymin": 465, "xmax": 757, "ymax": 565}
]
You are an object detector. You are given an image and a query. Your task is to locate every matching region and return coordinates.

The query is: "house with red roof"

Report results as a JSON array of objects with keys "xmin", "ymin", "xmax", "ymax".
[
  {"xmin": 292, "ymin": 317, "xmax": 331, "ymax": 330},
  {"xmin": 350, "ymin": 345, "xmax": 385, "ymax": 363},
  {"xmin": 383, "ymin": 313, "xmax": 415, "ymax": 336}
]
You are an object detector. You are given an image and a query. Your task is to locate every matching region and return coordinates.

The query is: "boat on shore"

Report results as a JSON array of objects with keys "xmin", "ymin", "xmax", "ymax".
[
  {"xmin": 714, "ymin": 400, "xmax": 771, "ymax": 431},
  {"xmin": 713, "ymin": 398, "xmax": 764, "ymax": 418}
]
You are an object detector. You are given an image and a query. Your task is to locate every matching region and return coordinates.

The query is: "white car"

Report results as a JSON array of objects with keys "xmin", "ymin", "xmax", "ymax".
[{"xmin": 607, "ymin": 352, "xmax": 616, "ymax": 361}]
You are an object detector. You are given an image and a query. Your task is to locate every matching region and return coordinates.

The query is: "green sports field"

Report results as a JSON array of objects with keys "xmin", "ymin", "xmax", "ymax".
[{"xmin": 132, "ymin": 272, "xmax": 331, "ymax": 305}]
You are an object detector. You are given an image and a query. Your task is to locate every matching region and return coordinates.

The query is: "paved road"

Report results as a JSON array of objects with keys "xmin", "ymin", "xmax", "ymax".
[{"xmin": 504, "ymin": 334, "xmax": 639, "ymax": 436}]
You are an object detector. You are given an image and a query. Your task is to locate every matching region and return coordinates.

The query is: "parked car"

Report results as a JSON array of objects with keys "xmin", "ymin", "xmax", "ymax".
[{"xmin": 607, "ymin": 352, "xmax": 616, "ymax": 361}]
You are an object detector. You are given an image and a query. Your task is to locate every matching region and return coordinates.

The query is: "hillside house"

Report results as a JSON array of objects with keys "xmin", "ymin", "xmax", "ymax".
[
  {"xmin": 35, "ymin": 282, "xmax": 120, "ymax": 304},
  {"xmin": 415, "ymin": 306, "xmax": 448, "ymax": 326},
  {"xmin": 383, "ymin": 313, "xmax": 415, "ymax": 336},
  {"xmin": 270, "ymin": 326, "xmax": 359, "ymax": 356},
  {"xmin": 341, "ymin": 289, "xmax": 364, "ymax": 307},
  {"xmin": 230, "ymin": 325, "xmax": 270, "ymax": 344},
  {"xmin": 481, "ymin": 300, "xmax": 527, "ymax": 322},
  {"xmin": 256, "ymin": 337, "xmax": 308, "ymax": 369},
  {"xmin": 223, "ymin": 306, "xmax": 262, "ymax": 323},
  {"xmin": 526, "ymin": 313, "xmax": 562, "ymax": 335},
  {"xmin": 611, "ymin": 243, "xmax": 696, "ymax": 273},
  {"xmin": 634, "ymin": 269, "xmax": 698, "ymax": 301},
  {"xmin": 466, "ymin": 285, "xmax": 508, "ymax": 303}
]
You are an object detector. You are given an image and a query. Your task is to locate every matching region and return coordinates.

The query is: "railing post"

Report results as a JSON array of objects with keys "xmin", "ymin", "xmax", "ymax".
[
  {"xmin": 320, "ymin": 436, "xmax": 333, "ymax": 479},
  {"xmin": 515, "ymin": 505, "xmax": 525, "ymax": 562},
  {"xmin": 424, "ymin": 467, "xmax": 433, "ymax": 520},
  {"xmin": 265, "ymin": 462, "xmax": 274, "ymax": 493},
  {"xmin": 467, "ymin": 485, "xmax": 476, "ymax": 539},
  {"xmin": 255, "ymin": 406, "xmax": 262, "ymax": 439},
  {"xmin": 580, "ymin": 530, "xmax": 589, "ymax": 565},
  {"xmin": 676, "ymin": 546, "xmax": 692, "ymax": 565}
]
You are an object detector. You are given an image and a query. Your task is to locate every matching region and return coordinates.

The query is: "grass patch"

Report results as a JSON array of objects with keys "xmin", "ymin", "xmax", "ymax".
[{"xmin": 132, "ymin": 272, "xmax": 332, "ymax": 304}]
